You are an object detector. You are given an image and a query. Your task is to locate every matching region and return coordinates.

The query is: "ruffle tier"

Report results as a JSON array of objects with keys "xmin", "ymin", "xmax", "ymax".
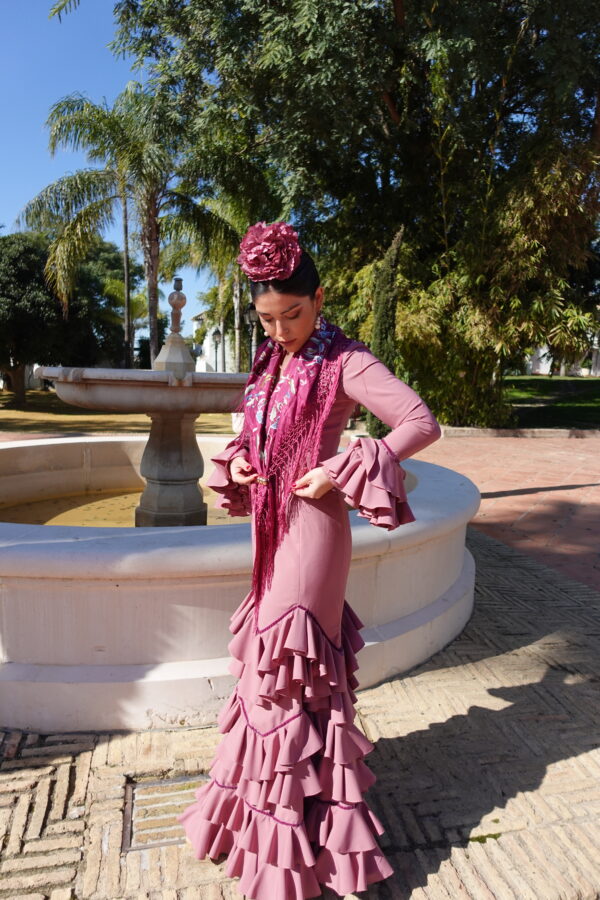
[
  {"xmin": 307, "ymin": 799, "xmax": 395, "ymax": 895},
  {"xmin": 177, "ymin": 595, "xmax": 393, "ymax": 899},
  {"xmin": 227, "ymin": 600, "xmax": 365, "ymax": 706},
  {"xmin": 321, "ymin": 435, "xmax": 415, "ymax": 529},
  {"xmin": 205, "ymin": 436, "xmax": 252, "ymax": 517}
]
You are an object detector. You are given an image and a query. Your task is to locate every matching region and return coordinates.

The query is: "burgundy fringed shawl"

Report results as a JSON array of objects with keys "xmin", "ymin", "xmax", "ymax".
[{"xmin": 238, "ymin": 318, "xmax": 351, "ymax": 606}]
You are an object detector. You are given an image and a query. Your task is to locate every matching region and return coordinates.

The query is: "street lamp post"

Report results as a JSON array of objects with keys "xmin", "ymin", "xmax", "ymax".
[
  {"xmin": 243, "ymin": 303, "xmax": 259, "ymax": 366},
  {"xmin": 213, "ymin": 326, "xmax": 222, "ymax": 372}
]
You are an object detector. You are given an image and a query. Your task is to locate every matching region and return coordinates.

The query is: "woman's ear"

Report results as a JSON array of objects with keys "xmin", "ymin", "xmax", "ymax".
[{"xmin": 314, "ymin": 286, "xmax": 324, "ymax": 311}]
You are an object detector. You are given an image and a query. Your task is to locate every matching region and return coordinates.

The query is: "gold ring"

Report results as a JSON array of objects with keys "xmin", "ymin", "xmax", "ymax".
[{"xmin": 255, "ymin": 476, "xmax": 268, "ymax": 485}]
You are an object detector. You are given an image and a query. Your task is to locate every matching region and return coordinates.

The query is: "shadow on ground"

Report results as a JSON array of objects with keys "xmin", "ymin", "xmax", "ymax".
[{"xmin": 360, "ymin": 528, "xmax": 600, "ymax": 897}]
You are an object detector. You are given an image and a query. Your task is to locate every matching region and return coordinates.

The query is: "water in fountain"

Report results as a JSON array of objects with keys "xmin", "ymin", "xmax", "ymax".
[{"xmin": 0, "ymin": 485, "xmax": 239, "ymax": 527}]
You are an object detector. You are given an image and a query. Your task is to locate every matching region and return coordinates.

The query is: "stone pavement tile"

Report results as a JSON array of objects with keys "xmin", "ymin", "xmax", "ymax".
[
  {"xmin": 1, "ymin": 848, "xmax": 81, "ymax": 872},
  {"xmin": 463, "ymin": 840, "xmax": 518, "ymax": 898},
  {"xmin": 494, "ymin": 833, "xmax": 555, "ymax": 900},
  {"xmin": 551, "ymin": 824, "xmax": 600, "ymax": 895},
  {"xmin": 3, "ymin": 895, "xmax": 46, "ymax": 900},
  {"xmin": 0, "ymin": 867, "xmax": 77, "ymax": 893},
  {"xmin": 483, "ymin": 838, "xmax": 538, "ymax": 900}
]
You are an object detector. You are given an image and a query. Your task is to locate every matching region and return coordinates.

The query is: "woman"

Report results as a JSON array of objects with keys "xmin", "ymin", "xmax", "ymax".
[{"xmin": 177, "ymin": 221, "xmax": 442, "ymax": 899}]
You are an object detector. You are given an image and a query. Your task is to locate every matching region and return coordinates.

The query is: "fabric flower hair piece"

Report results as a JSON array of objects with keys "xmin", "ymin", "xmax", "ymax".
[{"xmin": 237, "ymin": 220, "xmax": 303, "ymax": 281}]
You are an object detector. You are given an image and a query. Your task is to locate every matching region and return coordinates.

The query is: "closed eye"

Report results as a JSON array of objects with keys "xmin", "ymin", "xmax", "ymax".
[{"xmin": 259, "ymin": 313, "xmax": 300, "ymax": 322}]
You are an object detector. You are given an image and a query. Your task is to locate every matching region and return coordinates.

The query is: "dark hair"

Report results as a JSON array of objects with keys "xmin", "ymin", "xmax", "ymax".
[{"xmin": 249, "ymin": 249, "xmax": 320, "ymax": 301}]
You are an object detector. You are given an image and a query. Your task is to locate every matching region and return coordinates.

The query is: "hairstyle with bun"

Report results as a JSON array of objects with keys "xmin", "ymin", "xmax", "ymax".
[
  {"xmin": 237, "ymin": 220, "xmax": 320, "ymax": 301},
  {"xmin": 249, "ymin": 250, "xmax": 320, "ymax": 302}
]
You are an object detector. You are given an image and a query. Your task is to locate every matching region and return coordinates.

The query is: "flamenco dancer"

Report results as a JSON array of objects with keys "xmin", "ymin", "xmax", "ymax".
[{"xmin": 178, "ymin": 221, "xmax": 442, "ymax": 898}]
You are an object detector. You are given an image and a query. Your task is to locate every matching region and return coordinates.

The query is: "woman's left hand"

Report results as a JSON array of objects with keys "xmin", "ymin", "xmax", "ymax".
[{"xmin": 291, "ymin": 466, "xmax": 335, "ymax": 499}]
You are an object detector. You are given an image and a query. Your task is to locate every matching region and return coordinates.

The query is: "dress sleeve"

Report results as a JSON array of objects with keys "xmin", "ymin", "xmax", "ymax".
[
  {"xmin": 205, "ymin": 433, "xmax": 252, "ymax": 517},
  {"xmin": 320, "ymin": 346, "xmax": 442, "ymax": 529}
]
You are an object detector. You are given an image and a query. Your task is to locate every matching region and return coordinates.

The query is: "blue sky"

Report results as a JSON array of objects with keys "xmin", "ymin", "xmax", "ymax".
[{"xmin": 0, "ymin": 0, "xmax": 212, "ymax": 332}]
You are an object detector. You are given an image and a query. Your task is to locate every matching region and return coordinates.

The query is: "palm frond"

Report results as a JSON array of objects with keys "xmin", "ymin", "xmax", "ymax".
[
  {"xmin": 49, "ymin": 0, "xmax": 81, "ymax": 20},
  {"xmin": 201, "ymin": 193, "xmax": 255, "ymax": 238},
  {"xmin": 45, "ymin": 199, "xmax": 117, "ymax": 305},
  {"xmin": 157, "ymin": 241, "xmax": 198, "ymax": 282},
  {"xmin": 19, "ymin": 169, "xmax": 118, "ymax": 231},
  {"xmin": 47, "ymin": 94, "xmax": 124, "ymax": 161},
  {"xmin": 161, "ymin": 195, "xmax": 241, "ymax": 276}
]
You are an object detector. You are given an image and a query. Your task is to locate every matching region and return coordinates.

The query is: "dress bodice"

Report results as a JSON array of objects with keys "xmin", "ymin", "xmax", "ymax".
[{"xmin": 259, "ymin": 340, "xmax": 440, "ymax": 463}]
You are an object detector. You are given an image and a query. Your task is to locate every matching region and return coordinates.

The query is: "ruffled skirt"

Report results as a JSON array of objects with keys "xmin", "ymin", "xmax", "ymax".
[{"xmin": 177, "ymin": 587, "xmax": 394, "ymax": 898}]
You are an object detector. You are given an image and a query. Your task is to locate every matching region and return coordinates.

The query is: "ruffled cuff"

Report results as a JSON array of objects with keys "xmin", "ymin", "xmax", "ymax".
[
  {"xmin": 321, "ymin": 436, "xmax": 415, "ymax": 530},
  {"xmin": 206, "ymin": 437, "xmax": 252, "ymax": 517}
]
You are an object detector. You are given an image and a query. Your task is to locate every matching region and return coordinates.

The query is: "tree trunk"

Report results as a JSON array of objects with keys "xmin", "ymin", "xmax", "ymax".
[
  {"xmin": 10, "ymin": 364, "xmax": 26, "ymax": 407},
  {"xmin": 233, "ymin": 271, "xmax": 241, "ymax": 373},
  {"xmin": 392, "ymin": 0, "xmax": 405, "ymax": 27},
  {"xmin": 141, "ymin": 195, "xmax": 161, "ymax": 366},
  {"xmin": 121, "ymin": 192, "xmax": 132, "ymax": 368},
  {"xmin": 220, "ymin": 316, "xmax": 226, "ymax": 372}
]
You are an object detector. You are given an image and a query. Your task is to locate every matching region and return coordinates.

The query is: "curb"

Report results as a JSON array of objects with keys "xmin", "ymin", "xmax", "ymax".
[
  {"xmin": 347, "ymin": 424, "xmax": 600, "ymax": 439},
  {"xmin": 439, "ymin": 425, "xmax": 600, "ymax": 438}
]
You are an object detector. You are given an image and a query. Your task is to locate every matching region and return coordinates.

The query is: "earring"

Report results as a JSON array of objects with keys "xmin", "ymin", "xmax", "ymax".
[{"xmin": 315, "ymin": 313, "xmax": 323, "ymax": 330}]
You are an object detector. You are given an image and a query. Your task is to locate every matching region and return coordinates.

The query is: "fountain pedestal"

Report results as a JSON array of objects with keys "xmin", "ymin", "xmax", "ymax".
[{"xmin": 135, "ymin": 412, "xmax": 207, "ymax": 526}]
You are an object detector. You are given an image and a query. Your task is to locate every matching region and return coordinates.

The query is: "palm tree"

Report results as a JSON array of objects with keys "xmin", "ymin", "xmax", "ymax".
[
  {"xmin": 21, "ymin": 90, "xmax": 137, "ymax": 362},
  {"xmin": 22, "ymin": 83, "xmax": 240, "ymax": 364}
]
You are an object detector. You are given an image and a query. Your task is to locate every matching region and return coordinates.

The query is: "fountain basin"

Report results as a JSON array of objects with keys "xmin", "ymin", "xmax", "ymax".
[
  {"xmin": 36, "ymin": 366, "xmax": 248, "ymax": 527},
  {"xmin": 0, "ymin": 436, "xmax": 480, "ymax": 732},
  {"xmin": 37, "ymin": 367, "xmax": 247, "ymax": 413}
]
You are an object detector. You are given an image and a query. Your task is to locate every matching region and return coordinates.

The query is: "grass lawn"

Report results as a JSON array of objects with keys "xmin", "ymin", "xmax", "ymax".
[
  {"xmin": 504, "ymin": 376, "xmax": 600, "ymax": 428},
  {"xmin": 0, "ymin": 390, "xmax": 233, "ymax": 436}
]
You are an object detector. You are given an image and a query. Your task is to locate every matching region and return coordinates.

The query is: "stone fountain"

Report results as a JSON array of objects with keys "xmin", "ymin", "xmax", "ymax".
[{"xmin": 38, "ymin": 279, "xmax": 246, "ymax": 526}]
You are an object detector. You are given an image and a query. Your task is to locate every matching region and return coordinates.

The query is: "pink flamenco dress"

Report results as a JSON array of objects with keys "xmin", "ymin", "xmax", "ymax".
[{"xmin": 177, "ymin": 341, "xmax": 442, "ymax": 898}]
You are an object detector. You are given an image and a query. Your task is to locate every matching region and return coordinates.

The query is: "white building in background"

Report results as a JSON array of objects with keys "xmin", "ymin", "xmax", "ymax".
[
  {"xmin": 525, "ymin": 346, "xmax": 552, "ymax": 375},
  {"xmin": 525, "ymin": 341, "xmax": 599, "ymax": 377},
  {"xmin": 191, "ymin": 310, "xmax": 260, "ymax": 374},
  {"xmin": 191, "ymin": 315, "xmax": 236, "ymax": 373},
  {"xmin": 590, "ymin": 338, "xmax": 600, "ymax": 376}
]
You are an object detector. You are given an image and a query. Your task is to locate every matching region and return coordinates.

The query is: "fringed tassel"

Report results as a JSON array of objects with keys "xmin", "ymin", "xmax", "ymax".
[{"xmin": 248, "ymin": 329, "xmax": 352, "ymax": 609}]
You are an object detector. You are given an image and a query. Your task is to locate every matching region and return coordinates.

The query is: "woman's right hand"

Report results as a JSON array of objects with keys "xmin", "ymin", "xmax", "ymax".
[{"xmin": 229, "ymin": 456, "xmax": 259, "ymax": 485}]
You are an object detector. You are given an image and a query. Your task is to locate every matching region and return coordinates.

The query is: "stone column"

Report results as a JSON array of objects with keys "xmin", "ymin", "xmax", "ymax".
[{"xmin": 135, "ymin": 412, "xmax": 207, "ymax": 526}]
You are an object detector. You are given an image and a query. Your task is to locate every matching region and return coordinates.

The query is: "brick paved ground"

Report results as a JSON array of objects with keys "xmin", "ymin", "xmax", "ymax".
[
  {"xmin": 413, "ymin": 435, "xmax": 600, "ymax": 591},
  {"xmin": 1, "ymin": 527, "xmax": 600, "ymax": 899}
]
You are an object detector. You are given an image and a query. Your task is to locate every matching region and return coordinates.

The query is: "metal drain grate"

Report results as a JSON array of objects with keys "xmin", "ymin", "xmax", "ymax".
[{"xmin": 122, "ymin": 773, "xmax": 208, "ymax": 852}]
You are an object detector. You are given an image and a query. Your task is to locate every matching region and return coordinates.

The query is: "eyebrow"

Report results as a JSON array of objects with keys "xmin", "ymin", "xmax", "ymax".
[{"xmin": 260, "ymin": 302, "xmax": 301, "ymax": 315}]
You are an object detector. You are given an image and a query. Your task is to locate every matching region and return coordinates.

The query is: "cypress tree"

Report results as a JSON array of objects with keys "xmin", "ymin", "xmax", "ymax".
[{"xmin": 366, "ymin": 228, "xmax": 406, "ymax": 438}]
